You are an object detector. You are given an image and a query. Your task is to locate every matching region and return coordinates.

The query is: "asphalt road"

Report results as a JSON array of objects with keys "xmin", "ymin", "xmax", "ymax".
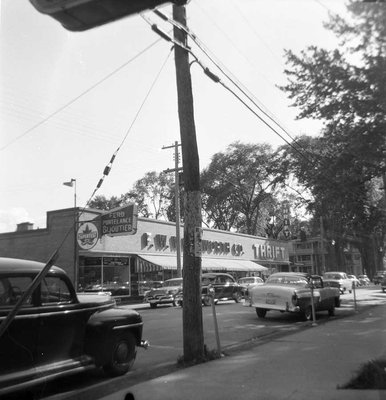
[{"xmin": 19, "ymin": 285, "xmax": 386, "ymax": 400}]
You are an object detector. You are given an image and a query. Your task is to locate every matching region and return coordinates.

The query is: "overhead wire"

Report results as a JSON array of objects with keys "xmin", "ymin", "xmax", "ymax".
[
  {"xmin": 0, "ymin": 37, "xmax": 164, "ymax": 152},
  {"xmin": 19, "ymin": 44, "xmax": 173, "ymax": 265},
  {"xmin": 151, "ymin": 9, "xmax": 320, "ymax": 165},
  {"xmin": 144, "ymin": 11, "xmax": 317, "ymax": 167},
  {"xmin": 146, "ymin": 9, "xmax": 380, "ymax": 240}
]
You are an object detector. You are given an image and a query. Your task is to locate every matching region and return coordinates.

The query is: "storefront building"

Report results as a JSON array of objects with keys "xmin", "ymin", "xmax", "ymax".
[{"xmin": 0, "ymin": 207, "xmax": 291, "ymax": 298}]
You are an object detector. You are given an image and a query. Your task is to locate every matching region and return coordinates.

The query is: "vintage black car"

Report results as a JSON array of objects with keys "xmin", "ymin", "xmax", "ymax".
[
  {"xmin": 0, "ymin": 258, "xmax": 148, "ymax": 396},
  {"xmin": 175, "ymin": 273, "xmax": 242, "ymax": 307}
]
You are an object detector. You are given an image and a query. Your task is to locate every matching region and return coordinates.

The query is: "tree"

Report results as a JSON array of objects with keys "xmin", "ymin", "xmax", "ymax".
[
  {"xmin": 201, "ymin": 142, "xmax": 285, "ymax": 236},
  {"xmin": 122, "ymin": 171, "xmax": 174, "ymax": 220},
  {"xmin": 88, "ymin": 171, "xmax": 175, "ymax": 220},
  {"xmin": 88, "ymin": 195, "xmax": 125, "ymax": 211},
  {"xmin": 279, "ymin": 0, "xmax": 386, "ymax": 274}
]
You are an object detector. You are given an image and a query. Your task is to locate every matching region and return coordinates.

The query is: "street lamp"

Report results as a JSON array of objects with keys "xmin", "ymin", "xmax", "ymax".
[{"xmin": 63, "ymin": 179, "xmax": 78, "ymax": 288}]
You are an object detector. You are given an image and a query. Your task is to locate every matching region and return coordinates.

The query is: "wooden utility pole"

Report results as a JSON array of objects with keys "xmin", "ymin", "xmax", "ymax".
[{"xmin": 173, "ymin": 4, "xmax": 204, "ymax": 362}]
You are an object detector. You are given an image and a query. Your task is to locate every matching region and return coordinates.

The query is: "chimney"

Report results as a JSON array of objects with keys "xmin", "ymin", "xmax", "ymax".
[{"xmin": 16, "ymin": 222, "xmax": 34, "ymax": 232}]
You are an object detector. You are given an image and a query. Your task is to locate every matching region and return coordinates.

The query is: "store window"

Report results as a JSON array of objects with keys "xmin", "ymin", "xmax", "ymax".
[{"xmin": 78, "ymin": 257, "xmax": 131, "ymax": 294}]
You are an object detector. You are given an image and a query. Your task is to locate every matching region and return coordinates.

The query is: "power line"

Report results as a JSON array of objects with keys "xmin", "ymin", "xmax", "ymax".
[{"xmin": 0, "ymin": 37, "xmax": 164, "ymax": 152}]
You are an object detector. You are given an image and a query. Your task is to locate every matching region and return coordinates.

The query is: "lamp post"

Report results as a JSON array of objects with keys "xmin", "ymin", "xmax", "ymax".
[{"xmin": 63, "ymin": 179, "xmax": 78, "ymax": 288}]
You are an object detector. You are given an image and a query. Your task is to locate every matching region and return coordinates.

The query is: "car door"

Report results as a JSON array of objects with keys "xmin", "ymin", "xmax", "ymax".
[
  {"xmin": 215, "ymin": 275, "xmax": 233, "ymax": 299},
  {"xmin": 312, "ymin": 277, "xmax": 334, "ymax": 310},
  {"xmin": 0, "ymin": 275, "xmax": 39, "ymax": 382},
  {"xmin": 36, "ymin": 274, "xmax": 90, "ymax": 368}
]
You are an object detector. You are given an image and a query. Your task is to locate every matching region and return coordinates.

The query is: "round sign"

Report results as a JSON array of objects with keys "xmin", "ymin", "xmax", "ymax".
[{"xmin": 77, "ymin": 222, "xmax": 99, "ymax": 250}]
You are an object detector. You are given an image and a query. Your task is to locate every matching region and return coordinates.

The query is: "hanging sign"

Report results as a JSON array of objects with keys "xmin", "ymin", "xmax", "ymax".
[{"xmin": 101, "ymin": 204, "xmax": 138, "ymax": 237}]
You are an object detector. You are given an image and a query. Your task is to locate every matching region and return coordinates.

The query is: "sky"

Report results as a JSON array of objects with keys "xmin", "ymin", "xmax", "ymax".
[{"xmin": 0, "ymin": 0, "xmax": 349, "ymax": 233}]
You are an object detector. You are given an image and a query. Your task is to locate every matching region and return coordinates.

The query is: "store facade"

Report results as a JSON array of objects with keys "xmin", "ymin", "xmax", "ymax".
[{"xmin": 0, "ymin": 207, "xmax": 291, "ymax": 299}]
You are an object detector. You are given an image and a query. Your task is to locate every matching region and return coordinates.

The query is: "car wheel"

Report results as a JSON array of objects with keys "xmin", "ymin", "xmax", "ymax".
[
  {"xmin": 202, "ymin": 296, "xmax": 211, "ymax": 306},
  {"xmin": 328, "ymin": 305, "xmax": 335, "ymax": 317},
  {"xmin": 150, "ymin": 303, "xmax": 157, "ymax": 309},
  {"xmin": 304, "ymin": 306, "xmax": 313, "ymax": 321},
  {"xmin": 103, "ymin": 332, "xmax": 136, "ymax": 377},
  {"xmin": 255, "ymin": 308, "xmax": 267, "ymax": 318},
  {"xmin": 233, "ymin": 292, "xmax": 242, "ymax": 303}
]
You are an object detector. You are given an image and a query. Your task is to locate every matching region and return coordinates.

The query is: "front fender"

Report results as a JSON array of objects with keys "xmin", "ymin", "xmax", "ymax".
[{"xmin": 85, "ymin": 308, "xmax": 143, "ymax": 366}]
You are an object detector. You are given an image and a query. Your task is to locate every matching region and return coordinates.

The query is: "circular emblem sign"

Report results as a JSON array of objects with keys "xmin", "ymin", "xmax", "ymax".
[{"xmin": 77, "ymin": 222, "xmax": 99, "ymax": 250}]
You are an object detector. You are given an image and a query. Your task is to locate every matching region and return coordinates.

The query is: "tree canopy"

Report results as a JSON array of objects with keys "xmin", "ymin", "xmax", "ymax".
[
  {"xmin": 200, "ymin": 141, "xmax": 286, "ymax": 236},
  {"xmin": 279, "ymin": 0, "xmax": 386, "ymax": 271}
]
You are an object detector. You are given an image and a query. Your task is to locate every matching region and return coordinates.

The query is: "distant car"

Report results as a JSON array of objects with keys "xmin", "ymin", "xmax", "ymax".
[
  {"xmin": 237, "ymin": 276, "xmax": 264, "ymax": 297},
  {"xmin": 143, "ymin": 278, "xmax": 182, "ymax": 308},
  {"xmin": 381, "ymin": 276, "xmax": 386, "ymax": 293},
  {"xmin": 139, "ymin": 280, "xmax": 164, "ymax": 297},
  {"xmin": 248, "ymin": 272, "xmax": 341, "ymax": 320},
  {"xmin": 347, "ymin": 275, "xmax": 360, "ymax": 288},
  {"xmin": 0, "ymin": 258, "xmax": 148, "ymax": 397},
  {"xmin": 175, "ymin": 273, "xmax": 242, "ymax": 307},
  {"xmin": 373, "ymin": 271, "xmax": 386, "ymax": 285},
  {"xmin": 358, "ymin": 275, "xmax": 370, "ymax": 286},
  {"xmin": 84, "ymin": 282, "xmax": 131, "ymax": 297},
  {"xmin": 323, "ymin": 271, "xmax": 353, "ymax": 294},
  {"xmin": 201, "ymin": 273, "xmax": 242, "ymax": 305}
]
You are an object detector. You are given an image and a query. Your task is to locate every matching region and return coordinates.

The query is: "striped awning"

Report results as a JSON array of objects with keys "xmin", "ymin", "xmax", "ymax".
[{"xmin": 137, "ymin": 254, "xmax": 268, "ymax": 273}]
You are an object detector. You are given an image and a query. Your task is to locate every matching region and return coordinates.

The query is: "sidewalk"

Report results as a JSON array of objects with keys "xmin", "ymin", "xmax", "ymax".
[{"xmin": 105, "ymin": 303, "xmax": 386, "ymax": 400}]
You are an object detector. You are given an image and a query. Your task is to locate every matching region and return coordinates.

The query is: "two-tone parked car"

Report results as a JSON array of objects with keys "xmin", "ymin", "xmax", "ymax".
[
  {"xmin": 0, "ymin": 257, "xmax": 148, "ymax": 397},
  {"xmin": 323, "ymin": 271, "xmax": 353, "ymax": 294},
  {"xmin": 237, "ymin": 276, "xmax": 264, "ymax": 298},
  {"xmin": 143, "ymin": 278, "xmax": 182, "ymax": 308},
  {"xmin": 248, "ymin": 272, "xmax": 341, "ymax": 321},
  {"xmin": 358, "ymin": 275, "xmax": 370, "ymax": 286},
  {"xmin": 347, "ymin": 275, "xmax": 361, "ymax": 288}
]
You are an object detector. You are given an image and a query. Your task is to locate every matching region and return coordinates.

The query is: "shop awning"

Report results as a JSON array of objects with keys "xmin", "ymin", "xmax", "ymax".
[{"xmin": 137, "ymin": 254, "xmax": 268, "ymax": 272}]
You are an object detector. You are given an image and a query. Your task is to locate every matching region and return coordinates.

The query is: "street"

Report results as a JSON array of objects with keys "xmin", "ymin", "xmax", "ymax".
[{"xmin": 27, "ymin": 286, "xmax": 386, "ymax": 400}]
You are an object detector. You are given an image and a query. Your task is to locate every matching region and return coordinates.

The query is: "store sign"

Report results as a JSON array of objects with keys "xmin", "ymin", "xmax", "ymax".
[
  {"xmin": 77, "ymin": 222, "xmax": 99, "ymax": 250},
  {"xmin": 253, "ymin": 244, "xmax": 286, "ymax": 260},
  {"xmin": 101, "ymin": 204, "xmax": 138, "ymax": 237}
]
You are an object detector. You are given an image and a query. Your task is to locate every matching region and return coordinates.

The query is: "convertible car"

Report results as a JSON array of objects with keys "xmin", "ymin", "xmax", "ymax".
[{"xmin": 248, "ymin": 272, "xmax": 341, "ymax": 320}]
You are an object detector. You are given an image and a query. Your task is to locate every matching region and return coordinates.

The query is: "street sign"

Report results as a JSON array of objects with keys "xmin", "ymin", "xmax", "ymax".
[{"xmin": 101, "ymin": 204, "xmax": 138, "ymax": 237}]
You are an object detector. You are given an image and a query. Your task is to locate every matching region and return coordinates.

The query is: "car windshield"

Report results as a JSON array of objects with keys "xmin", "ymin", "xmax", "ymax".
[
  {"xmin": 239, "ymin": 278, "xmax": 257, "ymax": 284},
  {"xmin": 325, "ymin": 274, "xmax": 344, "ymax": 280},
  {"xmin": 266, "ymin": 275, "xmax": 308, "ymax": 285}
]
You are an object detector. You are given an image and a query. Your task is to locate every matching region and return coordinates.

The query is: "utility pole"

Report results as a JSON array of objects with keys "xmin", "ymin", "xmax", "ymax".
[
  {"xmin": 162, "ymin": 141, "xmax": 183, "ymax": 278},
  {"xmin": 173, "ymin": 4, "xmax": 204, "ymax": 363}
]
